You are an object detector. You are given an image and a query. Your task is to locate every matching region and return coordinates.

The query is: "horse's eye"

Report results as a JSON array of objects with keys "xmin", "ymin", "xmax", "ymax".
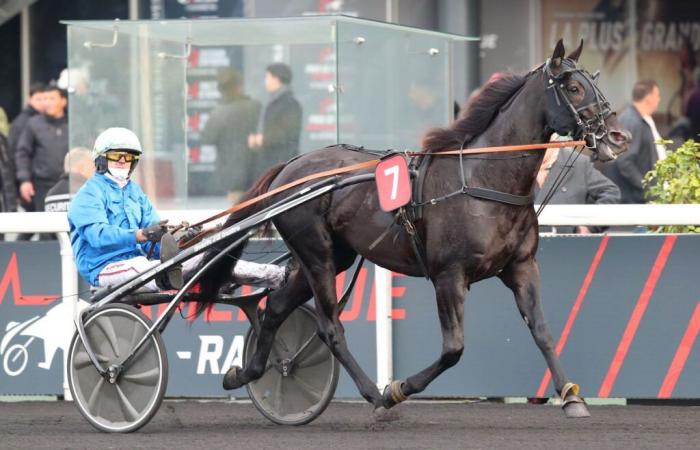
[{"xmin": 568, "ymin": 86, "xmax": 579, "ymax": 94}]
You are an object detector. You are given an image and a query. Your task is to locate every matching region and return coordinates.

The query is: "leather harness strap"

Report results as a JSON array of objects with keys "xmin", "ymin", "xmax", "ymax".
[
  {"xmin": 406, "ymin": 140, "xmax": 586, "ymax": 157},
  {"xmin": 189, "ymin": 159, "xmax": 380, "ymax": 229},
  {"xmin": 189, "ymin": 140, "xmax": 586, "ymax": 230}
]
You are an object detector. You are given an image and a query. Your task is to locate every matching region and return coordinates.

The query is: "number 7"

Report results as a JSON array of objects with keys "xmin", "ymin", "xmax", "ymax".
[{"xmin": 383, "ymin": 165, "xmax": 399, "ymax": 200}]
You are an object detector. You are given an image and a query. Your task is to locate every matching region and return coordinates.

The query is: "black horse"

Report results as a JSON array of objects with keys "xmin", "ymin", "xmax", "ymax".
[{"xmin": 202, "ymin": 40, "xmax": 630, "ymax": 418}]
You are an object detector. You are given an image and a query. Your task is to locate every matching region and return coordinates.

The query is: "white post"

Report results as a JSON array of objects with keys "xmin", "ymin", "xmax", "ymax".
[
  {"xmin": 374, "ymin": 265, "xmax": 393, "ymax": 389},
  {"xmin": 57, "ymin": 232, "xmax": 78, "ymax": 401}
]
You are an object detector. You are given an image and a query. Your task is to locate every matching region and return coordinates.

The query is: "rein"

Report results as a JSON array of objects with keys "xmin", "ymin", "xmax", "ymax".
[{"xmin": 179, "ymin": 140, "xmax": 586, "ymax": 247}]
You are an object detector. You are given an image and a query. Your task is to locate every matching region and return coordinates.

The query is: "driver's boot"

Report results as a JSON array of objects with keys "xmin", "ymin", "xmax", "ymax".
[{"xmin": 156, "ymin": 234, "xmax": 183, "ymax": 290}]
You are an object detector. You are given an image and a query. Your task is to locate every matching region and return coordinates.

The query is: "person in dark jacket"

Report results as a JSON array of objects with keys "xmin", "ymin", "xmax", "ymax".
[
  {"xmin": 15, "ymin": 85, "xmax": 68, "ymax": 214},
  {"xmin": 601, "ymin": 80, "xmax": 661, "ymax": 203},
  {"xmin": 536, "ymin": 146, "xmax": 621, "ymax": 234},
  {"xmin": 6, "ymin": 82, "xmax": 45, "ymax": 213},
  {"xmin": 248, "ymin": 63, "xmax": 302, "ymax": 181},
  {"xmin": 200, "ymin": 69, "xmax": 261, "ymax": 201},
  {"xmin": 0, "ymin": 134, "xmax": 15, "ymax": 212},
  {"xmin": 0, "ymin": 134, "xmax": 16, "ymax": 240}
]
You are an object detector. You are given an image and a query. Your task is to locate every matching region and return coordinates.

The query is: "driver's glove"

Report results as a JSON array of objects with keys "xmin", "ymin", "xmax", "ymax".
[{"xmin": 142, "ymin": 220, "xmax": 169, "ymax": 242}]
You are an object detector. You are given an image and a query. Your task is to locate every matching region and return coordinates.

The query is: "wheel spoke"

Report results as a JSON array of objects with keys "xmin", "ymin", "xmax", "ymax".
[
  {"xmin": 290, "ymin": 373, "xmax": 323, "ymax": 405},
  {"xmin": 86, "ymin": 377, "xmax": 105, "ymax": 415},
  {"xmin": 94, "ymin": 316, "xmax": 120, "ymax": 358},
  {"xmin": 122, "ymin": 367, "xmax": 160, "ymax": 386},
  {"xmin": 128, "ymin": 318, "xmax": 144, "ymax": 351},
  {"xmin": 73, "ymin": 350, "xmax": 111, "ymax": 370},
  {"xmin": 295, "ymin": 339, "xmax": 329, "ymax": 369},
  {"xmin": 291, "ymin": 333, "xmax": 318, "ymax": 361},
  {"xmin": 272, "ymin": 373, "xmax": 284, "ymax": 415},
  {"xmin": 287, "ymin": 308, "xmax": 306, "ymax": 349},
  {"xmin": 114, "ymin": 383, "xmax": 140, "ymax": 422},
  {"xmin": 272, "ymin": 333, "xmax": 290, "ymax": 355}
]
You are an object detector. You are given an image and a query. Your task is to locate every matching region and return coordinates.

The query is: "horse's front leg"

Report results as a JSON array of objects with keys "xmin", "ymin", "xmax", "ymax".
[
  {"xmin": 382, "ymin": 269, "xmax": 466, "ymax": 409},
  {"xmin": 499, "ymin": 257, "xmax": 590, "ymax": 418}
]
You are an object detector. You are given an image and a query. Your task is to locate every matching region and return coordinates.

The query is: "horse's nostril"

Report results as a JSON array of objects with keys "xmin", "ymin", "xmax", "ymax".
[{"xmin": 608, "ymin": 130, "xmax": 630, "ymax": 144}]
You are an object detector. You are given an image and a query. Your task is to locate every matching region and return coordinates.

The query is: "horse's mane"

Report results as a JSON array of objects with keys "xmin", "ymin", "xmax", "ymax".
[{"xmin": 422, "ymin": 73, "xmax": 529, "ymax": 153}]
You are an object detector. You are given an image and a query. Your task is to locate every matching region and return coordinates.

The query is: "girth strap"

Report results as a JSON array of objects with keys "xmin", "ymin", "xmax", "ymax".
[{"xmin": 463, "ymin": 186, "xmax": 533, "ymax": 206}]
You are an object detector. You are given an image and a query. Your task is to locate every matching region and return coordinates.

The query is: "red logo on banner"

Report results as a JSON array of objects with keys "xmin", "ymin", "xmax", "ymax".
[{"xmin": 375, "ymin": 155, "xmax": 411, "ymax": 212}]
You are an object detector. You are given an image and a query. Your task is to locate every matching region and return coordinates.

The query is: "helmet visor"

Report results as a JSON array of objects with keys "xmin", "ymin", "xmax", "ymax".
[{"xmin": 105, "ymin": 151, "xmax": 140, "ymax": 163}]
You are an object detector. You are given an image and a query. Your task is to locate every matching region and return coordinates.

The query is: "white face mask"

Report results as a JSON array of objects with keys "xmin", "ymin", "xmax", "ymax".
[{"xmin": 108, "ymin": 167, "xmax": 130, "ymax": 181}]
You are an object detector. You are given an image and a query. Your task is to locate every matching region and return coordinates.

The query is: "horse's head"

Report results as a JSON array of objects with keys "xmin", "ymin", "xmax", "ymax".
[{"xmin": 543, "ymin": 39, "xmax": 630, "ymax": 162}]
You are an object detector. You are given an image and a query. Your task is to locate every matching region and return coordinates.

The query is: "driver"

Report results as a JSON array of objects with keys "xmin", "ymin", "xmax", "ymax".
[{"xmin": 68, "ymin": 127, "xmax": 287, "ymax": 293}]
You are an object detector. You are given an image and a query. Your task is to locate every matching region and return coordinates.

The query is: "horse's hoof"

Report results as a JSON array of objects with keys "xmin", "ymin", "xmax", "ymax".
[
  {"xmin": 222, "ymin": 366, "xmax": 245, "ymax": 390},
  {"xmin": 382, "ymin": 380, "xmax": 407, "ymax": 409},
  {"xmin": 372, "ymin": 406, "xmax": 401, "ymax": 422},
  {"xmin": 562, "ymin": 395, "xmax": 590, "ymax": 418}
]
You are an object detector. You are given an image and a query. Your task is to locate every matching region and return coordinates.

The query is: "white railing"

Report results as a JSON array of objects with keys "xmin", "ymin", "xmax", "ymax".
[
  {"xmin": 537, "ymin": 204, "xmax": 700, "ymax": 226},
  {"xmin": 2, "ymin": 204, "xmax": 700, "ymax": 396}
]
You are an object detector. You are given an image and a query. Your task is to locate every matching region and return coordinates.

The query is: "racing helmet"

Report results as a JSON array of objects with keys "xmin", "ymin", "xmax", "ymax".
[{"xmin": 92, "ymin": 127, "xmax": 143, "ymax": 176}]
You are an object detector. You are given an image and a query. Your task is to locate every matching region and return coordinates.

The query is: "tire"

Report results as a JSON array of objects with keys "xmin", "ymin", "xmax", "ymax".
[
  {"xmin": 67, "ymin": 304, "xmax": 168, "ymax": 433},
  {"xmin": 245, "ymin": 304, "xmax": 339, "ymax": 425}
]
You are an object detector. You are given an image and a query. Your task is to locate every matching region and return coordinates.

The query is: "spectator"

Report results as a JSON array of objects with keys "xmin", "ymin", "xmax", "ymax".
[
  {"xmin": 200, "ymin": 68, "xmax": 261, "ymax": 202},
  {"xmin": 0, "ymin": 107, "xmax": 9, "ymax": 137},
  {"xmin": 685, "ymin": 68, "xmax": 700, "ymax": 140},
  {"xmin": 536, "ymin": 144, "xmax": 620, "ymax": 234},
  {"xmin": 248, "ymin": 63, "xmax": 302, "ymax": 181},
  {"xmin": 15, "ymin": 85, "xmax": 68, "ymax": 214},
  {"xmin": 601, "ymin": 80, "xmax": 663, "ymax": 203},
  {"xmin": 44, "ymin": 147, "xmax": 94, "ymax": 213},
  {"xmin": 6, "ymin": 82, "xmax": 46, "ymax": 214},
  {"xmin": 0, "ymin": 133, "xmax": 14, "ymax": 240}
]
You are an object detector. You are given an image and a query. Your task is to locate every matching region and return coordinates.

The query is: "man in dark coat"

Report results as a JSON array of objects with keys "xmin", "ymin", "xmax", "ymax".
[
  {"xmin": 248, "ymin": 63, "xmax": 302, "ymax": 181},
  {"xmin": 200, "ymin": 69, "xmax": 261, "ymax": 201},
  {"xmin": 601, "ymin": 80, "xmax": 661, "ymax": 203},
  {"xmin": 5, "ymin": 82, "xmax": 45, "ymax": 213},
  {"xmin": 15, "ymin": 85, "xmax": 68, "ymax": 214},
  {"xmin": 536, "ymin": 146, "xmax": 621, "ymax": 234},
  {"xmin": 0, "ymin": 134, "xmax": 16, "ymax": 240}
]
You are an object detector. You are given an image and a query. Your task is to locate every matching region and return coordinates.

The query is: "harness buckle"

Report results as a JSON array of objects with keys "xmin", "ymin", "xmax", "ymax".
[{"xmin": 584, "ymin": 133, "xmax": 596, "ymax": 149}]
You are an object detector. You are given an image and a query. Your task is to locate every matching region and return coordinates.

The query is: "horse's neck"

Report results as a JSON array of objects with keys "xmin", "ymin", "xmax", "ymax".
[{"xmin": 472, "ymin": 77, "xmax": 550, "ymax": 194}]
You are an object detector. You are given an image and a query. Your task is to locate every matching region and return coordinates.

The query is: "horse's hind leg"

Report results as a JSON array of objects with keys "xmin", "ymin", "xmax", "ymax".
[
  {"xmin": 382, "ymin": 269, "xmax": 467, "ymax": 409},
  {"xmin": 223, "ymin": 261, "xmax": 311, "ymax": 389},
  {"xmin": 499, "ymin": 257, "xmax": 590, "ymax": 418},
  {"xmin": 291, "ymin": 239, "xmax": 384, "ymax": 407}
]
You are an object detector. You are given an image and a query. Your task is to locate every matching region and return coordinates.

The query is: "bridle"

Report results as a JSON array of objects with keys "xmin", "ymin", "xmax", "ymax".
[{"xmin": 543, "ymin": 59, "xmax": 613, "ymax": 153}]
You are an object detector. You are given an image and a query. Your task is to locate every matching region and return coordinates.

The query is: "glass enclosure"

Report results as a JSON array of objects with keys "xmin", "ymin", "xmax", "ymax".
[{"xmin": 64, "ymin": 16, "xmax": 474, "ymax": 209}]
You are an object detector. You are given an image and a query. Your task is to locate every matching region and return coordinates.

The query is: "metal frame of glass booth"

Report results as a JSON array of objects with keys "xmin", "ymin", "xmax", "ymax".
[{"xmin": 63, "ymin": 16, "xmax": 476, "ymax": 209}]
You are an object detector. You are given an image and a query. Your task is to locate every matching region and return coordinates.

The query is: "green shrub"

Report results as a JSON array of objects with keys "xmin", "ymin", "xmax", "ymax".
[{"xmin": 643, "ymin": 139, "xmax": 700, "ymax": 233}]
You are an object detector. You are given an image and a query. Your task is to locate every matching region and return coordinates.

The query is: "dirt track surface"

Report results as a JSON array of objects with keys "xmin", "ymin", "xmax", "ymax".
[{"xmin": 1, "ymin": 400, "xmax": 699, "ymax": 449}]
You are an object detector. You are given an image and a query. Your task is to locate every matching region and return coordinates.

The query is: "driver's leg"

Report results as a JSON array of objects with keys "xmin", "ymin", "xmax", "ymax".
[{"xmin": 97, "ymin": 257, "xmax": 160, "ymax": 292}]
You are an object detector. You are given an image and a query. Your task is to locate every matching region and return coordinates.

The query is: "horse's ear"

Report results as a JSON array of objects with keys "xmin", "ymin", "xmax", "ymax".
[
  {"xmin": 567, "ymin": 39, "xmax": 584, "ymax": 62},
  {"xmin": 550, "ymin": 39, "xmax": 565, "ymax": 69}
]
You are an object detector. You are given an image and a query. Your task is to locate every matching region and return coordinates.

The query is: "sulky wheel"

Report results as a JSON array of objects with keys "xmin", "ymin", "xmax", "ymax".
[
  {"xmin": 67, "ymin": 304, "xmax": 168, "ymax": 433},
  {"xmin": 245, "ymin": 304, "xmax": 339, "ymax": 425}
]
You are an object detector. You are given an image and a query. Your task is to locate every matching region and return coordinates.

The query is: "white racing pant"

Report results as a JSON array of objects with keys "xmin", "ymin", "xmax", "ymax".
[{"xmin": 97, "ymin": 255, "xmax": 286, "ymax": 292}]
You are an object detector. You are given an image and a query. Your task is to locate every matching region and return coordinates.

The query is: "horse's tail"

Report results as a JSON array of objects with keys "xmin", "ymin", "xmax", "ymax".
[{"xmin": 196, "ymin": 162, "xmax": 287, "ymax": 317}]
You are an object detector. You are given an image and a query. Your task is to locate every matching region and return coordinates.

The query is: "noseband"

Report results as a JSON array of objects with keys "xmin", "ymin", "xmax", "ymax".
[{"xmin": 544, "ymin": 59, "xmax": 612, "ymax": 150}]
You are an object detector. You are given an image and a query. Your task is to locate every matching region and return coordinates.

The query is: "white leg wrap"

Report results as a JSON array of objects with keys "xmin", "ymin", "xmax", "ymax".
[{"xmin": 232, "ymin": 260, "xmax": 287, "ymax": 289}]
